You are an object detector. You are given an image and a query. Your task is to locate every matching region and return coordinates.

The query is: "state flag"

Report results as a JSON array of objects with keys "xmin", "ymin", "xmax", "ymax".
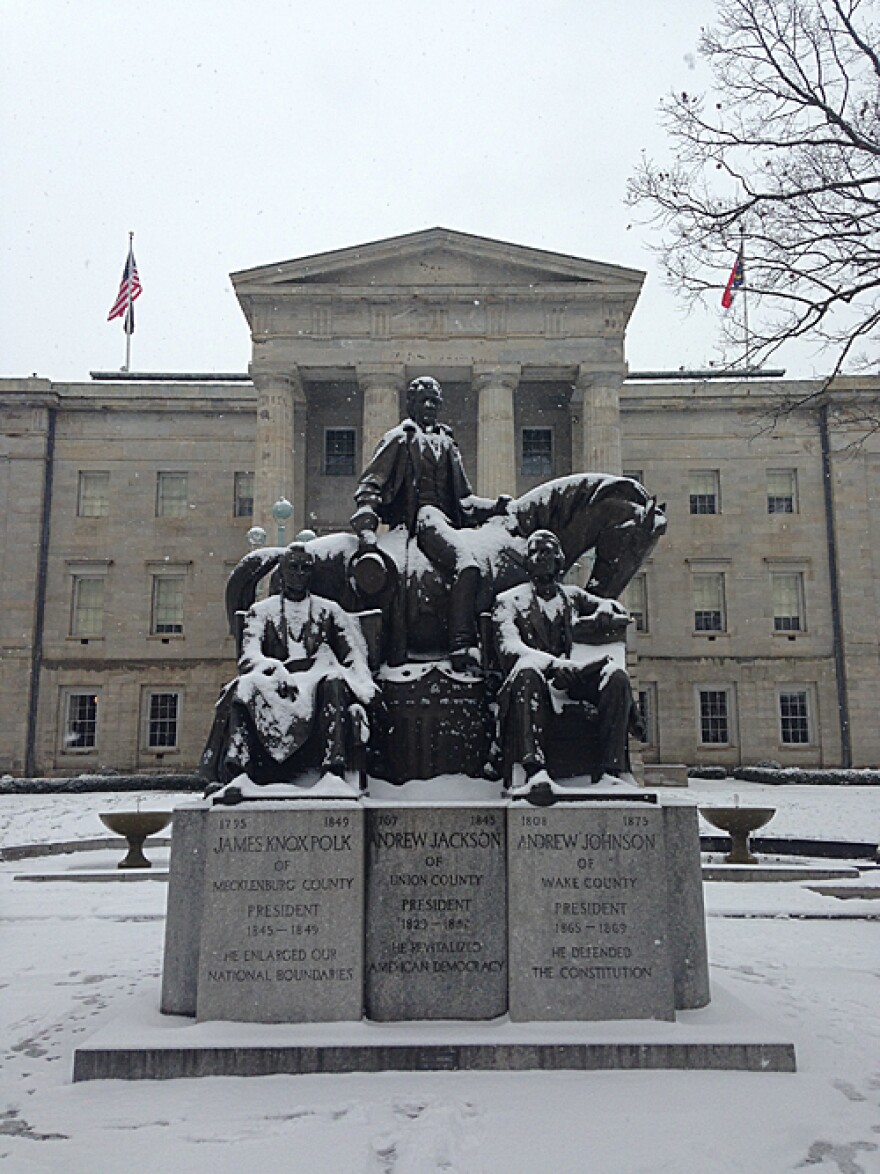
[{"xmin": 721, "ymin": 248, "xmax": 744, "ymax": 309}]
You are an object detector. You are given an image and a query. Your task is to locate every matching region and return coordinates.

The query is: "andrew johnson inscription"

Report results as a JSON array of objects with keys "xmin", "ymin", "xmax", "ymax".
[
  {"xmin": 196, "ymin": 806, "xmax": 364, "ymax": 1023},
  {"xmin": 507, "ymin": 804, "xmax": 675, "ymax": 1021},
  {"xmin": 365, "ymin": 806, "xmax": 507, "ymax": 1020}
]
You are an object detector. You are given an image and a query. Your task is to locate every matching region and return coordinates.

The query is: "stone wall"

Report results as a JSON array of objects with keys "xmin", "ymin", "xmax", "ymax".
[{"xmin": 1, "ymin": 232, "xmax": 877, "ymax": 773}]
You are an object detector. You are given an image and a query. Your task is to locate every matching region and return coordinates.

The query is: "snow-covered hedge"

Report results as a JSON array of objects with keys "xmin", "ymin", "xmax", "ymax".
[
  {"xmin": 730, "ymin": 766, "xmax": 880, "ymax": 786},
  {"xmin": 0, "ymin": 774, "xmax": 202, "ymax": 795}
]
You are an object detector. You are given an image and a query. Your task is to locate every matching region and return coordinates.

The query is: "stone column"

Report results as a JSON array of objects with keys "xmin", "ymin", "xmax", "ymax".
[
  {"xmin": 576, "ymin": 364, "xmax": 625, "ymax": 475},
  {"xmin": 357, "ymin": 365, "xmax": 405, "ymax": 467},
  {"xmin": 575, "ymin": 363, "xmax": 641, "ymax": 779},
  {"xmin": 474, "ymin": 364, "xmax": 520, "ymax": 498},
  {"xmin": 250, "ymin": 365, "xmax": 305, "ymax": 536}
]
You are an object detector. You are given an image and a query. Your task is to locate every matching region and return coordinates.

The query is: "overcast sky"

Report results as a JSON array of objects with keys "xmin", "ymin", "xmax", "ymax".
[{"xmin": 0, "ymin": 0, "xmax": 823, "ymax": 382}]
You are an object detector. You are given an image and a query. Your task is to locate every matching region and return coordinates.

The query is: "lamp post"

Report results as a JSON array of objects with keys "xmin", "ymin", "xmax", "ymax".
[
  {"xmin": 271, "ymin": 496, "xmax": 294, "ymax": 546},
  {"xmin": 246, "ymin": 525, "xmax": 267, "ymax": 549}
]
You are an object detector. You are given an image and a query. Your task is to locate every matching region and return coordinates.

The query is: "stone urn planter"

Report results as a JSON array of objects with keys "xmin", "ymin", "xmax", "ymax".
[
  {"xmin": 99, "ymin": 811, "xmax": 172, "ymax": 869},
  {"xmin": 700, "ymin": 807, "xmax": 776, "ymax": 864}
]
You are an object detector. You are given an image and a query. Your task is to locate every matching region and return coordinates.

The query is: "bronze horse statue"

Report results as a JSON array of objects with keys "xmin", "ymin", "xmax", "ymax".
[{"xmin": 225, "ymin": 474, "xmax": 665, "ymax": 665}]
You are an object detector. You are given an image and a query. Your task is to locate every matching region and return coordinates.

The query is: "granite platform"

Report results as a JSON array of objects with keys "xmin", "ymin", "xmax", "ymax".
[{"xmin": 72, "ymin": 985, "xmax": 796, "ymax": 1080}]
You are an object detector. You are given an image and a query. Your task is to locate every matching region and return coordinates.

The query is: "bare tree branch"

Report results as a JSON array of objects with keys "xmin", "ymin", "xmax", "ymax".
[{"xmin": 627, "ymin": 0, "xmax": 880, "ymax": 434}]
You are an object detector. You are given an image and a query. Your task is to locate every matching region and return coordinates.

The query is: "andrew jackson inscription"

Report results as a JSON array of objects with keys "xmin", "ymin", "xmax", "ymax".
[{"xmin": 365, "ymin": 806, "xmax": 507, "ymax": 1020}]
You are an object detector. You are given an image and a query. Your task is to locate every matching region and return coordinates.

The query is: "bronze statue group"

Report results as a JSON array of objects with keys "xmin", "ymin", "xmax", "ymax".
[{"xmin": 202, "ymin": 378, "xmax": 659, "ymax": 798}]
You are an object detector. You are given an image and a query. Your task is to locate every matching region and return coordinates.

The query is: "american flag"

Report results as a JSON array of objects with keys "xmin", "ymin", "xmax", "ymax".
[
  {"xmin": 107, "ymin": 245, "xmax": 142, "ymax": 333},
  {"xmin": 721, "ymin": 247, "xmax": 744, "ymax": 309}
]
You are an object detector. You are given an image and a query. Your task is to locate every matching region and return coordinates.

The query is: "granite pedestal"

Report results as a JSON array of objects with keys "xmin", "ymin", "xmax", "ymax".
[
  {"xmin": 161, "ymin": 803, "xmax": 364, "ymax": 1023},
  {"xmin": 508, "ymin": 803, "xmax": 675, "ymax": 1020},
  {"xmin": 160, "ymin": 792, "xmax": 710, "ymax": 1028}
]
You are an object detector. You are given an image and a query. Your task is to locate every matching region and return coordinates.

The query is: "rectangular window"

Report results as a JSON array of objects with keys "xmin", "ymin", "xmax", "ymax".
[
  {"xmin": 151, "ymin": 576, "xmax": 185, "ymax": 634},
  {"xmin": 522, "ymin": 428, "xmax": 553, "ymax": 477},
  {"xmin": 779, "ymin": 690, "xmax": 811, "ymax": 744},
  {"xmin": 324, "ymin": 429, "xmax": 356, "ymax": 476},
  {"xmin": 689, "ymin": 470, "xmax": 720, "ymax": 515},
  {"xmin": 71, "ymin": 577, "xmax": 105, "ymax": 638},
  {"xmin": 699, "ymin": 689, "xmax": 730, "ymax": 744},
  {"xmin": 768, "ymin": 469, "xmax": 797, "ymax": 514},
  {"xmin": 622, "ymin": 573, "xmax": 648, "ymax": 632},
  {"xmin": 623, "ymin": 469, "xmax": 643, "ymax": 484},
  {"xmin": 637, "ymin": 684, "xmax": 656, "ymax": 745},
  {"xmin": 63, "ymin": 692, "xmax": 98, "ymax": 751},
  {"xmin": 77, "ymin": 471, "xmax": 109, "ymax": 517},
  {"xmin": 156, "ymin": 472, "xmax": 188, "ymax": 517},
  {"xmin": 772, "ymin": 572, "xmax": 805, "ymax": 632},
  {"xmin": 234, "ymin": 471, "xmax": 254, "ymax": 518},
  {"xmin": 693, "ymin": 573, "xmax": 725, "ymax": 632},
  {"xmin": 147, "ymin": 691, "xmax": 180, "ymax": 749}
]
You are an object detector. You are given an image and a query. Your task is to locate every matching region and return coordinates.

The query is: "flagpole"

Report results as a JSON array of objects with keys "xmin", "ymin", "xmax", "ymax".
[
  {"xmin": 123, "ymin": 231, "xmax": 134, "ymax": 372},
  {"xmin": 740, "ymin": 225, "xmax": 751, "ymax": 370}
]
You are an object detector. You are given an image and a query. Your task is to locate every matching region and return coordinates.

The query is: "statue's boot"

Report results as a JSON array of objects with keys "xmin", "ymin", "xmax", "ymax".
[
  {"xmin": 318, "ymin": 677, "xmax": 349, "ymax": 777},
  {"xmin": 448, "ymin": 564, "xmax": 481, "ymax": 670},
  {"xmin": 592, "ymin": 669, "xmax": 632, "ymax": 781}
]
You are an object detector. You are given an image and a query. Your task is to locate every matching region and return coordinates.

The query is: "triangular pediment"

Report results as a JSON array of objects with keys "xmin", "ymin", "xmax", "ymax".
[{"xmin": 231, "ymin": 228, "xmax": 644, "ymax": 294}]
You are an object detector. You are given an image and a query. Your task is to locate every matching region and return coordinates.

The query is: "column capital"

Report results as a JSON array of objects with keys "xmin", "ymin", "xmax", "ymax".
[
  {"xmin": 574, "ymin": 362, "xmax": 628, "ymax": 392},
  {"xmin": 356, "ymin": 363, "xmax": 407, "ymax": 393},
  {"xmin": 472, "ymin": 363, "xmax": 522, "ymax": 393},
  {"xmin": 248, "ymin": 363, "xmax": 305, "ymax": 403}
]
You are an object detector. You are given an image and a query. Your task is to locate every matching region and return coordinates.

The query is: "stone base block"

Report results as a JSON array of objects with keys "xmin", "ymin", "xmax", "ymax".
[
  {"xmin": 508, "ymin": 803, "xmax": 676, "ymax": 1021},
  {"xmin": 74, "ymin": 1039, "xmax": 796, "ymax": 1080},
  {"xmin": 643, "ymin": 764, "xmax": 689, "ymax": 788},
  {"xmin": 365, "ymin": 805, "xmax": 507, "ymax": 1020},
  {"xmin": 72, "ymin": 1001, "xmax": 796, "ymax": 1080},
  {"xmin": 161, "ymin": 792, "xmax": 710, "ymax": 1025}
]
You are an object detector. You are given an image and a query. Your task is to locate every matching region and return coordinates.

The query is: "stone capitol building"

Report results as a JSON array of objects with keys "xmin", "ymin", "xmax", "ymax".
[{"xmin": 1, "ymin": 228, "xmax": 878, "ymax": 776}]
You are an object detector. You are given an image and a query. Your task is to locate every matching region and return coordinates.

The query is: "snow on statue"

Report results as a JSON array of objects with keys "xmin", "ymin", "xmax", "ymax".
[{"xmin": 200, "ymin": 544, "xmax": 376, "ymax": 794}]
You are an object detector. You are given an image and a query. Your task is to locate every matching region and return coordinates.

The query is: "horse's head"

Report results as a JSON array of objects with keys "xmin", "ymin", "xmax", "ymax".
[
  {"xmin": 508, "ymin": 473, "xmax": 667, "ymax": 595},
  {"xmin": 587, "ymin": 494, "xmax": 667, "ymax": 598}
]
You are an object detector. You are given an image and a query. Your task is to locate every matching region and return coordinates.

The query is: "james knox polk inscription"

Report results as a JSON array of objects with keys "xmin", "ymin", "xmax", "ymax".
[{"xmin": 196, "ymin": 806, "xmax": 364, "ymax": 1023}]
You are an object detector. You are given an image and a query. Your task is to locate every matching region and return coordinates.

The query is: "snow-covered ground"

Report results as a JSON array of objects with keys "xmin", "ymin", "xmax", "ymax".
[{"xmin": 1, "ymin": 784, "xmax": 879, "ymax": 1174}]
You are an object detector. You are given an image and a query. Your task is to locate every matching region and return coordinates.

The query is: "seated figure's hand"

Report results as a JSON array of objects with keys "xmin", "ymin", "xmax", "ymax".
[
  {"xmin": 351, "ymin": 504, "xmax": 380, "ymax": 544},
  {"xmin": 548, "ymin": 662, "xmax": 580, "ymax": 692},
  {"xmin": 583, "ymin": 604, "xmax": 629, "ymax": 639},
  {"xmin": 630, "ymin": 709, "xmax": 648, "ymax": 741}
]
